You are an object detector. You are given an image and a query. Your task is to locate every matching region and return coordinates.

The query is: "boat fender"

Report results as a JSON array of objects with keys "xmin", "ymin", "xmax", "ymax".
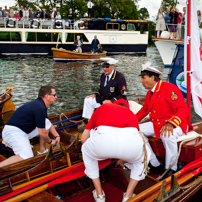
[
  {"xmin": 55, "ymin": 20, "xmax": 63, "ymax": 29},
  {"xmin": 7, "ymin": 18, "xmax": 16, "ymax": 27},
  {"xmin": 161, "ymin": 31, "xmax": 170, "ymax": 39},
  {"xmin": 32, "ymin": 19, "xmax": 40, "ymax": 28}
]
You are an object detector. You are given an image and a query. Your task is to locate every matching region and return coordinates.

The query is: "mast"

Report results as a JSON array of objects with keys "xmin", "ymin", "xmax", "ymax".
[{"xmin": 186, "ymin": 0, "xmax": 191, "ymax": 122}]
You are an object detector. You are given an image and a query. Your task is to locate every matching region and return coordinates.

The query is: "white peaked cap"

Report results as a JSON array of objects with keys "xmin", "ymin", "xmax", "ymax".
[
  {"xmin": 140, "ymin": 62, "xmax": 162, "ymax": 76},
  {"xmin": 100, "ymin": 57, "xmax": 119, "ymax": 65}
]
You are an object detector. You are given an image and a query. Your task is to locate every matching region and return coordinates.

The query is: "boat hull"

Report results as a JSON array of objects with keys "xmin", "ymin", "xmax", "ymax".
[
  {"xmin": 0, "ymin": 43, "xmax": 147, "ymax": 56},
  {"xmin": 52, "ymin": 48, "xmax": 107, "ymax": 62}
]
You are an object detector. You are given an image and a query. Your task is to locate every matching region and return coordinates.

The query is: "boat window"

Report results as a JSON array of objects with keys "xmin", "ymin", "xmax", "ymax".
[
  {"xmin": 127, "ymin": 24, "xmax": 136, "ymax": 31},
  {"xmin": 106, "ymin": 23, "xmax": 119, "ymax": 30},
  {"xmin": 65, "ymin": 33, "xmax": 89, "ymax": 42},
  {"xmin": 26, "ymin": 32, "xmax": 61, "ymax": 42},
  {"xmin": 37, "ymin": 33, "xmax": 51, "ymax": 42},
  {"xmin": 0, "ymin": 32, "xmax": 21, "ymax": 41}
]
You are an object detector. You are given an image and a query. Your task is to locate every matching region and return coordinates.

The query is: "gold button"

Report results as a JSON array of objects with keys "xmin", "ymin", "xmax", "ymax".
[
  {"xmin": 157, "ymin": 119, "xmax": 159, "ymax": 121},
  {"xmin": 152, "ymin": 119, "xmax": 154, "ymax": 121},
  {"xmin": 158, "ymin": 123, "xmax": 160, "ymax": 125},
  {"xmin": 149, "ymin": 112, "xmax": 151, "ymax": 114},
  {"xmin": 154, "ymin": 111, "xmax": 156, "ymax": 113}
]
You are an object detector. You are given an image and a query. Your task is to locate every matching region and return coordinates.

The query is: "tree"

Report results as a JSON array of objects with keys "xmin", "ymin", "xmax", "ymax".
[
  {"xmin": 160, "ymin": 0, "xmax": 179, "ymax": 12},
  {"xmin": 139, "ymin": 7, "xmax": 149, "ymax": 20},
  {"xmin": 13, "ymin": 0, "xmax": 139, "ymax": 20}
]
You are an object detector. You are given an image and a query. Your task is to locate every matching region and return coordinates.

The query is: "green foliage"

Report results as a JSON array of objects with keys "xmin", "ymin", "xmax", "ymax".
[
  {"xmin": 139, "ymin": 7, "xmax": 149, "ymax": 20},
  {"xmin": 160, "ymin": 0, "xmax": 179, "ymax": 12},
  {"xmin": 148, "ymin": 21, "xmax": 156, "ymax": 43},
  {"xmin": 13, "ymin": 0, "xmax": 139, "ymax": 20}
]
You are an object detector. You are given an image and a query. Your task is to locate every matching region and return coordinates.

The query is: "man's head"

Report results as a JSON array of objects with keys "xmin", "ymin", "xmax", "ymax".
[
  {"xmin": 24, "ymin": 7, "xmax": 27, "ymax": 10},
  {"xmin": 113, "ymin": 98, "xmax": 129, "ymax": 109},
  {"xmin": 183, "ymin": 7, "xmax": 186, "ymax": 13},
  {"xmin": 77, "ymin": 35, "xmax": 80, "ymax": 40},
  {"xmin": 21, "ymin": 6, "xmax": 23, "ymax": 9},
  {"xmin": 52, "ymin": 8, "xmax": 55, "ymax": 12},
  {"xmin": 30, "ymin": 8, "xmax": 33, "ymax": 11},
  {"xmin": 139, "ymin": 62, "xmax": 162, "ymax": 90},
  {"xmin": 97, "ymin": 44, "xmax": 101, "ymax": 48},
  {"xmin": 70, "ymin": 9, "xmax": 72, "ymax": 12},
  {"xmin": 94, "ymin": 35, "xmax": 97, "ymax": 39},
  {"xmin": 100, "ymin": 57, "xmax": 118, "ymax": 75},
  {"xmin": 166, "ymin": 8, "xmax": 170, "ymax": 13},
  {"xmin": 57, "ymin": 12, "xmax": 60, "ymax": 15},
  {"xmin": 38, "ymin": 86, "xmax": 57, "ymax": 106},
  {"xmin": 43, "ymin": 8, "xmax": 46, "ymax": 12}
]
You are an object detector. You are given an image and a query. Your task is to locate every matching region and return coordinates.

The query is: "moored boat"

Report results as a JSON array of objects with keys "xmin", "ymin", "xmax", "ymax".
[
  {"xmin": 0, "ymin": 18, "xmax": 148, "ymax": 55},
  {"xmin": 51, "ymin": 48, "xmax": 107, "ymax": 62}
]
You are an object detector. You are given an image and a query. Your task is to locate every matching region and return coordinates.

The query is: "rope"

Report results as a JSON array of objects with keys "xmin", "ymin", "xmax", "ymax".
[
  {"xmin": 156, "ymin": 133, "xmax": 202, "ymax": 180},
  {"xmin": 138, "ymin": 132, "xmax": 149, "ymax": 176}
]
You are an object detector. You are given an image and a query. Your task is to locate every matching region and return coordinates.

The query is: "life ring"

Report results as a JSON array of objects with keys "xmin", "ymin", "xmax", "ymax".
[
  {"xmin": 7, "ymin": 18, "xmax": 16, "ymax": 27},
  {"xmin": 78, "ymin": 21, "xmax": 85, "ymax": 29},
  {"xmin": 32, "ymin": 19, "xmax": 39, "ymax": 28},
  {"xmin": 55, "ymin": 20, "xmax": 63, "ymax": 29}
]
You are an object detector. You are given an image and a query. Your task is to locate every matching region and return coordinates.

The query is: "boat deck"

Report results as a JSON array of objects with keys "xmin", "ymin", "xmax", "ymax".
[{"xmin": 65, "ymin": 182, "xmax": 124, "ymax": 202}]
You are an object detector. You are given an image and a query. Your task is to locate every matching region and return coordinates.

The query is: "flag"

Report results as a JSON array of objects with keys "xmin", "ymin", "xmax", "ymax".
[{"xmin": 184, "ymin": 0, "xmax": 202, "ymax": 118}]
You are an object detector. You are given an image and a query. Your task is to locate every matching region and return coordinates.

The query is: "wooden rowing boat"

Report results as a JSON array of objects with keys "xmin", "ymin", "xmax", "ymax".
[
  {"xmin": 2, "ymin": 98, "xmax": 202, "ymax": 201},
  {"xmin": 0, "ymin": 84, "xmax": 15, "ymax": 123},
  {"xmin": 51, "ymin": 48, "xmax": 107, "ymax": 62},
  {"xmin": 0, "ymin": 109, "xmax": 84, "ymax": 196}
]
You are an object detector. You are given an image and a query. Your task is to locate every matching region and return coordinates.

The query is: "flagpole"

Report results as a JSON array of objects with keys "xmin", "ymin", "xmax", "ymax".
[{"xmin": 187, "ymin": 0, "xmax": 191, "ymax": 122}]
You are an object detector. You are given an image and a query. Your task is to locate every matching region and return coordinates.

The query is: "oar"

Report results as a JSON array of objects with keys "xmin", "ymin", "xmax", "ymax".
[
  {"xmin": 128, "ymin": 156, "xmax": 202, "ymax": 202},
  {"xmin": 1, "ymin": 160, "xmax": 111, "ymax": 202},
  {"xmin": 56, "ymin": 123, "xmax": 80, "ymax": 131},
  {"xmin": 52, "ymin": 114, "xmax": 82, "ymax": 125},
  {"xmin": 142, "ymin": 166, "xmax": 202, "ymax": 202}
]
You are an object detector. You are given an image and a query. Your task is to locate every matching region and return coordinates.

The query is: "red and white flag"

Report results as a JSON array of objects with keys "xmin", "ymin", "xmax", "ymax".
[{"xmin": 184, "ymin": 0, "xmax": 202, "ymax": 118}]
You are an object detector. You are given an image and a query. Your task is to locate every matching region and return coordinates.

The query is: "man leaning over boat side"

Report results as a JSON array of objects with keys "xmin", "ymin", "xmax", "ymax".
[
  {"xmin": 0, "ymin": 86, "xmax": 60, "ymax": 167},
  {"xmin": 81, "ymin": 99, "xmax": 151, "ymax": 202},
  {"xmin": 82, "ymin": 57, "xmax": 127, "ymax": 120},
  {"xmin": 91, "ymin": 35, "xmax": 100, "ymax": 53},
  {"xmin": 136, "ymin": 62, "xmax": 193, "ymax": 178}
]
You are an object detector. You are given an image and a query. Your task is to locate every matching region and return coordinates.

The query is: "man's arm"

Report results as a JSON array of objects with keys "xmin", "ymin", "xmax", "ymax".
[
  {"xmin": 38, "ymin": 128, "xmax": 58, "ymax": 146},
  {"xmin": 110, "ymin": 73, "xmax": 127, "ymax": 103},
  {"xmin": 81, "ymin": 129, "xmax": 90, "ymax": 144}
]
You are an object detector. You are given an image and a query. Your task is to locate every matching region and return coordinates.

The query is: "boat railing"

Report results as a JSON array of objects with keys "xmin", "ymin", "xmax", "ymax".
[{"xmin": 0, "ymin": 17, "xmax": 86, "ymax": 30}]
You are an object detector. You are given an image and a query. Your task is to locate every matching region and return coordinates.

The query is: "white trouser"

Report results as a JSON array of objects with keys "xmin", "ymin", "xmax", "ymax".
[
  {"xmin": 2, "ymin": 119, "xmax": 52, "ymax": 159},
  {"xmin": 82, "ymin": 126, "xmax": 151, "ymax": 181},
  {"xmin": 82, "ymin": 97, "xmax": 101, "ymax": 119},
  {"xmin": 139, "ymin": 122, "xmax": 184, "ymax": 171}
]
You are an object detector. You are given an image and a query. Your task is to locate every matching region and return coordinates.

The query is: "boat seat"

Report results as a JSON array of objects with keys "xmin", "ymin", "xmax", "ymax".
[
  {"xmin": 0, "ymin": 18, "xmax": 5, "ymax": 27},
  {"xmin": 26, "ymin": 191, "xmax": 63, "ymax": 202},
  {"xmin": 2, "ymin": 140, "xmax": 33, "ymax": 151},
  {"xmin": 128, "ymin": 100, "xmax": 150, "ymax": 123}
]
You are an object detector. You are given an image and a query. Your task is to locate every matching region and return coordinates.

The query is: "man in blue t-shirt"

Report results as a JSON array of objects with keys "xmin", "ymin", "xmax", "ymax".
[
  {"xmin": 0, "ymin": 86, "xmax": 60, "ymax": 167},
  {"xmin": 91, "ymin": 35, "xmax": 100, "ymax": 53}
]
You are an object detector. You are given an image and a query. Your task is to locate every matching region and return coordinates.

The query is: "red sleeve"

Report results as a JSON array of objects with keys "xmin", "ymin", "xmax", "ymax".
[{"xmin": 166, "ymin": 85, "xmax": 189, "ymax": 128}]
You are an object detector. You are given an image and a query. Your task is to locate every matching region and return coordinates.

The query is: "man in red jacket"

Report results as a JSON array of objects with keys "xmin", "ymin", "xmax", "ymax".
[{"xmin": 136, "ymin": 62, "xmax": 192, "ymax": 178}]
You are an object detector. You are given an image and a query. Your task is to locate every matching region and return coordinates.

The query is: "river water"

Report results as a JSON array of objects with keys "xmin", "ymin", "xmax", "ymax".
[
  {"xmin": 0, "ymin": 45, "xmax": 200, "ymax": 123},
  {"xmin": 0, "ymin": 45, "xmax": 201, "ymax": 200}
]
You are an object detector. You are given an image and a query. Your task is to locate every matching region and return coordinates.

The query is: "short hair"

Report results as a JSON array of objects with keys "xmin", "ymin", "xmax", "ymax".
[
  {"xmin": 148, "ymin": 74, "xmax": 160, "ymax": 82},
  {"xmin": 115, "ymin": 103, "xmax": 127, "ymax": 108},
  {"xmin": 38, "ymin": 86, "xmax": 54, "ymax": 98}
]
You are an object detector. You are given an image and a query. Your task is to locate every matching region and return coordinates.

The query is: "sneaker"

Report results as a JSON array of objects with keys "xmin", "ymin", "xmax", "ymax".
[
  {"xmin": 37, "ymin": 148, "xmax": 48, "ymax": 155},
  {"xmin": 122, "ymin": 193, "xmax": 136, "ymax": 202},
  {"xmin": 92, "ymin": 190, "xmax": 105, "ymax": 202}
]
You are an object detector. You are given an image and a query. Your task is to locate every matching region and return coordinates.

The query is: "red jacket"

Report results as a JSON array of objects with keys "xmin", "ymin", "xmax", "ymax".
[{"xmin": 136, "ymin": 80, "xmax": 193, "ymax": 139}]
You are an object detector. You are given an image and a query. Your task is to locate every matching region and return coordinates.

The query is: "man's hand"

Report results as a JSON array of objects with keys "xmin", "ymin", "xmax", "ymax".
[
  {"xmin": 103, "ymin": 100, "xmax": 112, "ymax": 104},
  {"xmin": 54, "ymin": 136, "xmax": 60, "ymax": 144},
  {"xmin": 115, "ymin": 159, "xmax": 126, "ymax": 168},
  {"xmin": 85, "ymin": 94, "xmax": 96, "ymax": 99},
  {"xmin": 160, "ymin": 122, "xmax": 174, "ymax": 138}
]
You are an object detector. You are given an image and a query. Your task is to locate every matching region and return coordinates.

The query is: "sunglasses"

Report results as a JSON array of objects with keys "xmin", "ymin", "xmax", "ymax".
[{"xmin": 49, "ymin": 94, "xmax": 57, "ymax": 97}]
